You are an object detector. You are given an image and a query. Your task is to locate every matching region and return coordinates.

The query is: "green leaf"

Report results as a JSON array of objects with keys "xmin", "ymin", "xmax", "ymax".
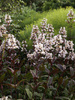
[
  {"xmin": 5, "ymin": 79, "xmax": 25, "ymax": 88},
  {"xmin": 19, "ymin": 59, "xmax": 25, "ymax": 67},
  {"xmin": 0, "ymin": 74, "xmax": 5, "ymax": 83},
  {"xmin": 7, "ymin": 67, "xmax": 14, "ymax": 74},
  {"xmin": 5, "ymin": 83, "xmax": 17, "ymax": 88},
  {"xmin": 25, "ymin": 72, "xmax": 32, "ymax": 81},
  {"xmin": 63, "ymin": 79, "xmax": 69, "ymax": 87},
  {"xmin": 56, "ymin": 64, "xmax": 66, "ymax": 71},
  {"xmin": 70, "ymin": 67, "xmax": 74, "ymax": 76},
  {"xmin": 25, "ymin": 88, "xmax": 32, "ymax": 99},
  {"xmin": 34, "ymin": 92, "xmax": 43, "ymax": 99},
  {"xmin": 16, "ymin": 70, "xmax": 21, "ymax": 76},
  {"xmin": 51, "ymin": 68, "xmax": 59, "ymax": 75},
  {"xmin": 58, "ymin": 77, "xmax": 63, "ymax": 85},
  {"xmin": 39, "ymin": 65, "xmax": 45, "ymax": 71},
  {"xmin": 17, "ymin": 79, "xmax": 25, "ymax": 86},
  {"xmin": 55, "ymin": 96, "xmax": 70, "ymax": 100},
  {"xmin": 47, "ymin": 77, "xmax": 53, "ymax": 87}
]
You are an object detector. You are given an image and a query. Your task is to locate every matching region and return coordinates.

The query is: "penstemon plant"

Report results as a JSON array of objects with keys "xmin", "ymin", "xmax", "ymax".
[
  {"xmin": 28, "ymin": 18, "xmax": 75, "ymax": 67},
  {"xmin": 27, "ymin": 18, "xmax": 75, "ymax": 100},
  {"xmin": 0, "ymin": 10, "xmax": 75, "ymax": 100},
  {"xmin": 0, "ymin": 15, "xmax": 27, "ymax": 99}
]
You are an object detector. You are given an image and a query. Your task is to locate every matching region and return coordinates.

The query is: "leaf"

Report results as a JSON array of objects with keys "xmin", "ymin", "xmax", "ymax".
[
  {"xmin": 34, "ymin": 92, "xmax": 43, "ymax": 98},
  {"xmin": 44, "ymin": 65, "xmax": 50, "ymax": 74},
  {"xmin": 19, "ymin": 59, "xmax": 25, "ymax": 67},
  {"xmin": 58, "ymin": 77, "xmax": 63, "ymax": 85},
  {"xmin": 30, "ymin": 70, "xmax": 39, "ymax": 79},
  {"xmin": 7, "ymin": 67, "xmax": 21, "ymax": 76},
  {"xmin": 49, "ymin": 86, "xmax": 57, "ymax": 90},
  {"xmin": 56, "ymin": 64, "xmax": 66, "ymax": 71},
  {"xmin": 50, "ymin": 68, "xmax": 59, "ymax": 75},
  {"xmin": 13, "ymin": 54, "xmax": 20, "ymax": 61},
  {"xmin": 5, "ymin": 79, "xmax": 25, "ymax": 88},
  {"xmin": 0, "ymin": 37, "xmax": 4, "ymax": 40},
  {"xmin": 25, "ymin": 88, "xmax": 32, "ymax": 99},
  {"xmin": 55, "ymin": 96, "xmax": 70, "ymax": 100},
  {"xmin": 0, "ymin": 74, "xmax": 5, "ymax": 83},
  {"xmin": 16, "ymin": 70, "xmax": 21, "ymax": 76},
  {"xmin": 25, "ymin": 72, "xmax": 32, "ymax": 81},
  {"xmin": 39, "ymin": 65, "xmax": 45, "ymax": 71},
  {"xmin": 5, "ymin": 83, "xmax": 17, "ymax": 88},
  {"xmin": 63, "ymin": 79, "xmax": 69, "ymax": 87},
  {"xmin": 17, "ymin": 79, "xmax": 25, "ymax": 86},
  {"xmin": 7, "ymin": 67, "xmax": 14, "ymax": 74},
  {"xmin": 47, "ymin": 77, "xmax": 53, "ymax": 87},
  {"xmin": 62, "ymin": 88, "xmax": 69, "ymax": 96},
  {"xmin": 70, "ymin": 67, "xmax": 74, "ymax": 76}
]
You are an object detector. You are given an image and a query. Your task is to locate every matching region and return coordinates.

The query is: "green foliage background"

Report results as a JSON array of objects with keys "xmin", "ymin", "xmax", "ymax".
[{"xmin": 18, "ymin": 7, "xmax": 75, "ymax": 50}]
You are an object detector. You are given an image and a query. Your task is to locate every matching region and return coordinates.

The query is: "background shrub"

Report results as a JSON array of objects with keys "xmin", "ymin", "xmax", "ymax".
[
  {"xmin": 19, "ymin": 7, "xmax": 75, "ymax": 50},
  {"xmin": 42, "ymin": 0, "xmax": 60, "ymax": 11}
]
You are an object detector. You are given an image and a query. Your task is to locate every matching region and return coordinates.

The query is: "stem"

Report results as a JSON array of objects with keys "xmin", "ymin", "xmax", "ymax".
[
  {"xmin": 53, "ymin": 84, "xmax": 60, "ymax": 100},
  {"xmin": 42, "ymin": 62, "xmax": 52, "ymax": 100},
  {"xmin": 1, "ymin": 84, "xmax": 3, "ymax": 96}
]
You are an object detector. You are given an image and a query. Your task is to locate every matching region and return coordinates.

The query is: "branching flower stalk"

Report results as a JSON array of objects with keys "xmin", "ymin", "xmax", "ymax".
[
  {"xmin": 66, "ymin": 9, "xmax": 75, "ymax": 40},
  {"xmin": 0, "ymin": 14, "xmax": 12, "ymax": 60},
  {"xmin": 28, "ymin": 18, "xmax": 75, "ymax": 68}
]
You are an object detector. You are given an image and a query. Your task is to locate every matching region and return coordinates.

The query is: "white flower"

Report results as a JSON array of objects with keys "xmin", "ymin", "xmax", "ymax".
[
  {"xmin": 5, "ymin": 14, "xmax": 12, "ymax": 24},
  {"xmin": 45, "ymin": 52, "xmax": 53, "ymax": 59},
  {"xmin": 58, "ymin": 47, "xmax": 67, "ymax": 58},
  {"xmin": 35, "ymin": 43, "xmax": 44, "ymax": 52},
  {"xmin": 41, "ymin": 51, "xmax": 45, "ymax": 55},
  {"xmin": 67, "ymin": 52, "xmax": 75, "ymax": 60},
  {"xmin": 27, "ymin": 53, "xmax": 34, "ymax": 60},
  {"xmin": 73, "ymin": 20, "xmax": 75, "ymax": 22},
  {"xmin": 65, "ymin": 41, "xmax": 74, "ymax": 51},
  {"xmin": 59, "ymin": 27, "xmax": 67, "ymax": 38}
]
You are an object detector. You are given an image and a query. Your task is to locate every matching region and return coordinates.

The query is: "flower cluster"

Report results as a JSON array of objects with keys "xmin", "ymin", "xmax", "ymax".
[
  {"xmin": 0, "ymin": 14, "xmax": 13, "ymax": 38},
  {"xmin": 21, "ymin": 40, "xmax": 27, "ymax": 52},
  {"xmin": 1, "ymin": 34, "xmax": 20, "ymax": 50},
  {"xmin": 41, "ymin": 18, "xmax": 47, "ymax": 33},
  {"xmin": 30, "ymin": 25, "xmax": 40, "ymax": 45},
  {"xmin": 5, "ymin": 14, "xmax": 12, "ymax": 25},
  {"xmin": 0, "ymin": 14, "xmax": 21, "ymax": 51},
  {"xmin": 27, "ymin": 18, "xmax": 75, "ymax": 67},
  {"xmin": 59, "ymin": 27, "xmax": 67, "ymax": 38},
  {"xmin": 0, "ymin": 14, "xmax": 28, "ymax": 68},
  {"xmin": 0, "ymin": 25, "xmax": 7, "ymax": 37},
  {"xmin": 66, "ymin": 9, "xmax": 75, "ymax": 23}
]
